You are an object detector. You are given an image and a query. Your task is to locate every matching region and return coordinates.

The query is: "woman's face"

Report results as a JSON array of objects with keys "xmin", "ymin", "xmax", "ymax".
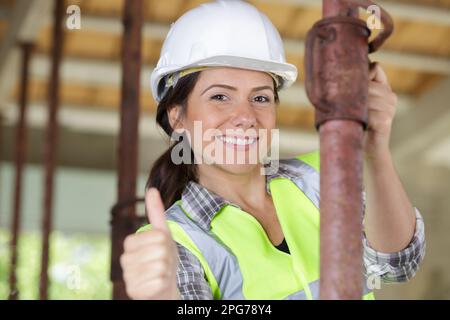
[{"xmin": 173, "ymin": 67, "xmax": 277, "ymax": 175}]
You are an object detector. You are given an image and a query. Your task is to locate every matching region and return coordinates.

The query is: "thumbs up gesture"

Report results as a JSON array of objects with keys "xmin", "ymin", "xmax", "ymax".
[{"xmin": 120, "ymin": 188, "xmax": 180, "ymax": 299}]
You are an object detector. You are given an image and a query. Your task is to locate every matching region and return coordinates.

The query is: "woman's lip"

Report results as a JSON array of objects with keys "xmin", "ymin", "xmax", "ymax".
[
  {"xmin": 215, "ymin": 135, "xmax": 259, "ymax": 140},
  {"xmin": 215, "ymin": 135, "xmax": 259, "ymax": 150},
  {"xmin": 215, "ymin": 136, "xmax": 259, "ymax": 142}
]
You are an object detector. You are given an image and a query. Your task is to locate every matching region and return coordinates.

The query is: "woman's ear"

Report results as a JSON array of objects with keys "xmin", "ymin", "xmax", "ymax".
[{"xmin": 167, "ymin": 105, "xmax": 185, "ymax": 134}]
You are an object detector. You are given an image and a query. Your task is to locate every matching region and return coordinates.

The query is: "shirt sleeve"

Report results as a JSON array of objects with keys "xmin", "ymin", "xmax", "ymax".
[
  {"xmin": 175, "ymin": 242, "xmax": 214, "ymax": 300},
  {"xmin": 362, "ymin": 206, "xmax": 426, "ymax": 283}
]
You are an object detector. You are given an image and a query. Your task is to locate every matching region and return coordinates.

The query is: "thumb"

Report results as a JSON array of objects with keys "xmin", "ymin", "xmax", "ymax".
[{"xmin": 145, "ymin": 188, "xmax": 170, "ymax": 234}]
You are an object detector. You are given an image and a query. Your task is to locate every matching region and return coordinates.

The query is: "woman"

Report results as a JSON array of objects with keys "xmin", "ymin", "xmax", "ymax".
[{"xmin": 120, "ymin": 0, "xmax": 425, "ymax": 300}]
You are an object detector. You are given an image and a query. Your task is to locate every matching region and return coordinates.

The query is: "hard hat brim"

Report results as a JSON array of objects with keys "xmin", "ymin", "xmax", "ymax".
[{"xmin": 152, "ymin": 55, "xmax": 298, "ymax": 102}]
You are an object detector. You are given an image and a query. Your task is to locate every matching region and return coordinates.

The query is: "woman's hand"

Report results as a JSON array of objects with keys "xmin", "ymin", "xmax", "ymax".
[
  {"xmin": 362, "ymin": 63, "xmax": 417, "ymax": 252},
  {"xmin": 364, "ymin": 63, "xmax": 398, "ymax": 160},
  {"xmin": 120, "ymin": 188, "xmax": 180, "ymax": 300}
]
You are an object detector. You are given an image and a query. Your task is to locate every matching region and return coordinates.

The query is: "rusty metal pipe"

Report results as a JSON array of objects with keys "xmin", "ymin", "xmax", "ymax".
[
  {"xmin": 39, "ymin": 0, "xmax": 64, "ymax": 300},
  {"xmin": 305, "ymin": 0, "xmax": 393, "ymax": 299},
  {"xmin": 111, "ymin": 0, "xmax": 143, "ymax": 300},
  {"xmin": 319, "ymin": 122, "xmax": 365, "ymax": 299},
  {"xmin": 8, "ymin": 42, "xmax": 33, "ymax": 300},
  {"xmin": 0, "ymin": 114, "xmax": 3, "ymax": 228},
  {"xmin": 323, "ymin": 0, "xmax": 358, "ymax": 17}
]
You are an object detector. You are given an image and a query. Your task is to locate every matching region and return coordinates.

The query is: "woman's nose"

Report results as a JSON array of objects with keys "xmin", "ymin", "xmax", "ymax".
[{"xmin": 230, "ymin": 101, "xmax": 257, "ymax": 129}]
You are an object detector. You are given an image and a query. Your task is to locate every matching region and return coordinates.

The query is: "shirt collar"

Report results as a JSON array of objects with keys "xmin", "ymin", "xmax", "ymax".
[{"xmin": 180, "ymin": 159, "xmax": 304, "ymax": 231}]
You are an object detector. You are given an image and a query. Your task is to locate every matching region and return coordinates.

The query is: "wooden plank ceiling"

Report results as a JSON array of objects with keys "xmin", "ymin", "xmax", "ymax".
[{"xmin": 6, "ymin": 0, "xmax": 450, "ymax": 131}]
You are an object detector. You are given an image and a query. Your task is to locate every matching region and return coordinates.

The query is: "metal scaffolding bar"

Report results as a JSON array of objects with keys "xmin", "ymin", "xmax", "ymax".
[
  {"xmin": 0, "ymin": 114, "xmax": 3, "ymax": 228},
  {"xmin": 8, "ymin": 42, "xmax": 33, "ymax": 301},
  {"xmin": 111, "ymin": 0, "xmax": 143, "ymax": 300},
  {"xmin": 39, "ymin": 0, "xmax": 64, "ymax": 300},
  {"xmin": 305, "ymin": 0, "xmax": 393, "ymax": 299}
]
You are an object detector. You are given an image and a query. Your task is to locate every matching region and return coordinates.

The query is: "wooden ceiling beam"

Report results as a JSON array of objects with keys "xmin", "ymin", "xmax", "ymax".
[
  {"xmin": 25, "ymin": 53, "xmax": 414, "ymax": 115},
  {"xmin": 33, "ymin": 21, "xmax": 445, "ymax": 96},
  {"xmin": 77, "ymin": 15, "xmax": 450, "ymax": 76},
  {"xmin": 70, "ymin": 0, "xmax": 450, "ymax": 57},
  {"xmin": 256, "ymin": 0, "xmax": 450, "ymax": 26},
  {"xmin": 11, "ymin": 78, "xmax": 317, "ymax": 131}
]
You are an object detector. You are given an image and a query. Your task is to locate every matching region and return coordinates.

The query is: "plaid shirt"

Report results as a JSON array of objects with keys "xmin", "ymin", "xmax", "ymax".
[{"xmin": 173, "ymin": 159, "xmax": 426, "ymax": 300}]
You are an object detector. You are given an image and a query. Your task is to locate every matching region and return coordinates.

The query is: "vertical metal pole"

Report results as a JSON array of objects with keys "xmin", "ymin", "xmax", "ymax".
[
  {"xmin": 8, "ymin": 42, "xmax": 33, "ymax": 301},
  {"xmin": 319, "ymin": 124, "xmax": 365, "ymax": 300},
  {"xmin": 39, "ymin": 0, "xmax": 64, "ymax": 300},
  {"xmin": 322, "ymin": 0, "xmax": 358, "ymax": 17},
  {"xmin": 111, "ymin": 0, "xmax": 142, "ymax": 300},
  {"xmin": 306, "ymin": 0, "xmax": 392, "ymax": 300},
  {"xmin": 319, "ymin": 0, "xmax": 364, "ymax": 300},
  {"xmin": 0, "ymin": 114, "xmax": 2, "ymax": 228}
]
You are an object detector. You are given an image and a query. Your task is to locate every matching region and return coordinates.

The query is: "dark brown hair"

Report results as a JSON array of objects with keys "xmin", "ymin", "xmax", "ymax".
[
  {"xmin": 146, "ymin": 71, "xmax": 280, "ymax": 209},
  {"xmin": 146, "ymin": 72, "xmax": 201, "ymax": 209}
]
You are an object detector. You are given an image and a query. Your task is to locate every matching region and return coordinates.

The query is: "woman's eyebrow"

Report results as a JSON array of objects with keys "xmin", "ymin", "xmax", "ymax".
[
  {"xmin": 201, "ymin": 84, "xmax": 274, "ymax": 96},
  {"xmin": 201, "ymin": 84, "xmax": 236, "ymax": 95},
  {"xmin": 251, "ymin": 85, "xmax": 274, "ymax": 94}
]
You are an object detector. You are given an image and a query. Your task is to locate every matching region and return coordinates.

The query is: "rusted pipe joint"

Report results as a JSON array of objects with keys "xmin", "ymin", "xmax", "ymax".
[{"xmin": 305, "ymin": 16, "xmax": 371, "ymax": 130}]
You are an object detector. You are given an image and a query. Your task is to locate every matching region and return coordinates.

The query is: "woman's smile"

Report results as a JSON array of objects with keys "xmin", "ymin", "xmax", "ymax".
[{"xmin": 216, "ymin": 134, "xmax": 259, "ymax": 151}]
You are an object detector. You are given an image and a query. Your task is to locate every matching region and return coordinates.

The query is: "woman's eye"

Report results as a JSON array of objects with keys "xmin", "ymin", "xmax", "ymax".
[
  {"xmin": 210, "ymin": 94, "xmax": 228, "ymax": 101},
  {"xmin": 209, "ymin": 94, "xmax": 271, "ymax": 103},
  {"xmin": 253, "ymin": 96, "xmax": 271, "ymax": 103}
]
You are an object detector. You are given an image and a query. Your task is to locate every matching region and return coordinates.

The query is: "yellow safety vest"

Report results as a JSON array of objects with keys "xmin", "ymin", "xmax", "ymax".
[{"xmin": 139, "ymin": 151, "xmax": 375, "ymax": 300}]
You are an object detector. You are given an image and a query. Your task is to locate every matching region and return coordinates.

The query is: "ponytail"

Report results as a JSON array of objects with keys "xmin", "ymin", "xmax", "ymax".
[
  {"xmin": 145, "ymin": 72, "xmax": 200, "ymax": 208},
  {"xmin": 146, "ymin": 141, "xmax": 197, "ymax": 209}
]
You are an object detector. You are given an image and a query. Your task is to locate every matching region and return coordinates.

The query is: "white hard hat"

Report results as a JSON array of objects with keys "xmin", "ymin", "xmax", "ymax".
[{"xmin": 150, "ymin": 0, "xmax": 298, "ymax": 102}]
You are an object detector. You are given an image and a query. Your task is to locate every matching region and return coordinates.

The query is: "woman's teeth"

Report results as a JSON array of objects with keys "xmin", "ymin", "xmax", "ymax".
[{"xmin": 217, "ymin": 136, "xmax": 256, "ymax": 146}]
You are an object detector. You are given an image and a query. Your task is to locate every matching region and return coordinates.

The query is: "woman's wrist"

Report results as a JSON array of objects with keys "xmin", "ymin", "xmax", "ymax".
[{"xmin": 364, "ymin": 145, "xmax": 392, "ymax": 167}]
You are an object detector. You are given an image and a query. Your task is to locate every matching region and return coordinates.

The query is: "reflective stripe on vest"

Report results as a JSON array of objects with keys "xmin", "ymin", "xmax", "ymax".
[
  {"xmin": 165, "ymin": 205, "xmax": 245, "ymax": 299},
  {"xmin": 139, "ymin": 151, "xmax": 375, "ymax": 300}
]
